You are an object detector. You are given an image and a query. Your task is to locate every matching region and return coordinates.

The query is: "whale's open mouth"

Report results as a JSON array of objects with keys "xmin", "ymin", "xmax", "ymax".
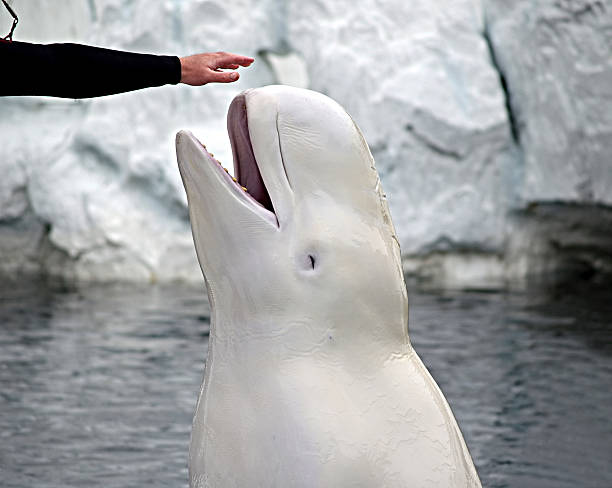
[
  {"xmin": 227, "ymin": 94, "xmax": 274, "ymax": 214},
  {"xmin": 182, "ymin": 93, "xmax": 277, "ymax": 227}
]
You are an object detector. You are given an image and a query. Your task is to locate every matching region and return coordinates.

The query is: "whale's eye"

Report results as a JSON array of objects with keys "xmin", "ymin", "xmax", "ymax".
[{"xmin": 299, "ymin": 252, "xmax": 317, "ymax": 273}]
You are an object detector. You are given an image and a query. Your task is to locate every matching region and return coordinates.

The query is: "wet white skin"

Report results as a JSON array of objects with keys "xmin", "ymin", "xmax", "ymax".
[{"xmin": 176, "ymin": 86, "xmax": 481, "ymax": 487}]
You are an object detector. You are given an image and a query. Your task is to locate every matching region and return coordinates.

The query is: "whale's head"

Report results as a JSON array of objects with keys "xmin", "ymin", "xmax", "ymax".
[{"xmin": 176, "ymin": 86, "xmax": 408, "ymax": 347}]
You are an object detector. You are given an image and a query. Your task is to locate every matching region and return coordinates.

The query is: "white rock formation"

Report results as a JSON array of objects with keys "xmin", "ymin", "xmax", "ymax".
[
  {"xmin": 0, "ymin": 0, "xmax": 610, "ymax": 285},
  {"xmin": 486, "ymin": 0, "xmax": 612, "ymax": 205}
]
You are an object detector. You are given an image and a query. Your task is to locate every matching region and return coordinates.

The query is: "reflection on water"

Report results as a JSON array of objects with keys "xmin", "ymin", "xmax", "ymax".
[{"xmin": 0, "ymin": 279, "xmax": 611, "ymax": 487}]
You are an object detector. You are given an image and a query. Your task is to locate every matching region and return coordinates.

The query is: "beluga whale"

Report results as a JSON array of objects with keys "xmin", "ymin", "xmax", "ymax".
[{"xmin": 175, "ymin": 85, "xmax": 481, "ymax": 487}]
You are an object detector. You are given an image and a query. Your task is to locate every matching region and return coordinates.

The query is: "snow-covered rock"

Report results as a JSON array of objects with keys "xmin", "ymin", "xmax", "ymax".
[
  {"xmin": 0, "ymin": 0, "xmax": 610, "ymax": 285},
  {"xmin": 485, "ymin": 0, "xmax": 612, "ymax": 205}
]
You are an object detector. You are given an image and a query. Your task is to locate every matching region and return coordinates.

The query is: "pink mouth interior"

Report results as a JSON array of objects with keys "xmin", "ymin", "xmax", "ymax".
[{"xmin": 227, "ymin": 94, "xmax": 274, "ymax": 213}]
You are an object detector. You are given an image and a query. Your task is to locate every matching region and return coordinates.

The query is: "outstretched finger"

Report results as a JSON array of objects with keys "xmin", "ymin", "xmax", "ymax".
[
  {"xmin": 208, "ymin": 70, "xmax": 240, "ymax": 83},
  {"xmin": 215, "ymin": 63, "xmax": 240, "ymax": 70},
  {"xmin": 217, "ymin": 52, "xmax": 254, "ymax": 67}
]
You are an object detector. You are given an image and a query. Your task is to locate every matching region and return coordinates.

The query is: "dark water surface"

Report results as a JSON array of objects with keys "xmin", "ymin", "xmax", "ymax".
[{"xmin": 0, "ymin": 279, "xmax": 610, "ymax": 487}]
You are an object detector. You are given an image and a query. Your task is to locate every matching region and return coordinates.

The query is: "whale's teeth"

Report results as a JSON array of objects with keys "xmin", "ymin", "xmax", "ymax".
[
  {"xmin": 241, "ymin": 186, "xmax": 248, "ymax": 191},
  {"xmin": 224, "ymin": 167, "xmax": 229, "ymax": 173},
  {"xmin": 232, "ymin": 176, "xmax": 237, "ymax": 182}
]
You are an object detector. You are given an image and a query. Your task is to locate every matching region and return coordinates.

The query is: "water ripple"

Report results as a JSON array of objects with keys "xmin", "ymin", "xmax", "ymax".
[{"xmin": 1, "ymin": 280, "xmax": 611, "ymax": 487}]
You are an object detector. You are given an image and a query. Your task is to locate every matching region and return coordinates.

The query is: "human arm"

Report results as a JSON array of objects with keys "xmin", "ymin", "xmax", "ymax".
[{"xmin": 0, "ymin": 41, "xmax": 253, "ymax": 99}]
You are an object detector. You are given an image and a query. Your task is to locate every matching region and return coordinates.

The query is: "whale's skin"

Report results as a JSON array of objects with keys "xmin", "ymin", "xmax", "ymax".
[{"xmin": 176, "ymin": 85, "xmax": 481, "ymax": 488}]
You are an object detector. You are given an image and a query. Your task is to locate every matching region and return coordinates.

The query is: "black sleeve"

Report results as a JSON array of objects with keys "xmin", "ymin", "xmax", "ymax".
[{"xmin": 0, "ymin": 40, "xmax": 182, "ymax": 99}]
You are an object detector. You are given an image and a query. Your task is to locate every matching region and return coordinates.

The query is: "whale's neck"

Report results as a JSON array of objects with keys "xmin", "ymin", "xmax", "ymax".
[{"xmin": 207, "ymin": 311, "xmax": 412, "ymax": 374}]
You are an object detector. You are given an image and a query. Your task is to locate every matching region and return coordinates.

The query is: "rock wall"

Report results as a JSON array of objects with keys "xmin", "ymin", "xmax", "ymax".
[
  {"xmin": 483, "ymin": 0, "xmax": 612, "ymax": 286},
  {"xmin": 0, "ymin": 0, "xmax": 610, "ymax": 285},
  {"xmin": 486, "ymin": 0, "xmax": 612, "ymax": 205}
]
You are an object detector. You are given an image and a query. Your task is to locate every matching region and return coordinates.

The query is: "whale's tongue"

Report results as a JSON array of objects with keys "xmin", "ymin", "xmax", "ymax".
[{"xmin": 228, "ymin": 94, "xmax": 274, "ymax": 213}]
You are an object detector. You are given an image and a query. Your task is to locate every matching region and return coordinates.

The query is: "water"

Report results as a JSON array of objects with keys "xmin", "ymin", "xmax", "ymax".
[{"xmin": 0, "ymin": 279, "xmax": 610, "ymax": 487}]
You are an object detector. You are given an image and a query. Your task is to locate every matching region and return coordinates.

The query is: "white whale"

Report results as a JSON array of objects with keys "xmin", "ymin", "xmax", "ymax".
[{"xmin": 176, "ymin": 85, "xmax": 481, "ymax": 487}]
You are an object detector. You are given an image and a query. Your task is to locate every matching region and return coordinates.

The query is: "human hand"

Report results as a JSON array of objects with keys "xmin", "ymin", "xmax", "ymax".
[{"xmin": 179, "ymin": 51, "xmax": 254, "ymax": 85}]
